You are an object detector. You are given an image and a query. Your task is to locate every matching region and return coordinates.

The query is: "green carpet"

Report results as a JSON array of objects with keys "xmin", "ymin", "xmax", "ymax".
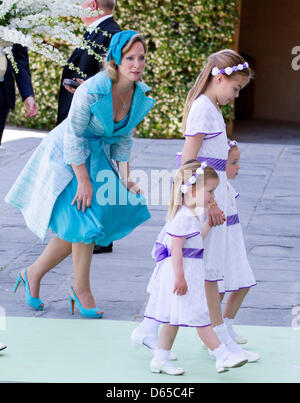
[{"xmin": 0, "ymin": 316, "xmax": 299, "ymax": 383}]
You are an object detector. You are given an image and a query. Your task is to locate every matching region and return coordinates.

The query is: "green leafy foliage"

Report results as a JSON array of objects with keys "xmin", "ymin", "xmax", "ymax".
[{"xmin": 8, "ymin": 1, "xmax": 239, "ymax": 137}]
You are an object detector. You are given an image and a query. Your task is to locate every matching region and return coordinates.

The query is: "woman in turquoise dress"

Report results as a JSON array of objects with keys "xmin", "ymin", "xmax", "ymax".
[{"xmin": 5, "ymin": 31, "xmax": 155, "ymax": 318}]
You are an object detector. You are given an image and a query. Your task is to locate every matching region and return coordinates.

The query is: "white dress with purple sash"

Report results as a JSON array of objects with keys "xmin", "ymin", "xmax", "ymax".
[
  {"xmin": 176, "ymin": 94, "xmax": 228, "ymax": 281},
  {"xmin": 218, "ymin": 182, "xmax": 256, "ymax": 293},
  {"xmin": 144, "ymin": 206, "xmax": 211, "ymax": 328}
]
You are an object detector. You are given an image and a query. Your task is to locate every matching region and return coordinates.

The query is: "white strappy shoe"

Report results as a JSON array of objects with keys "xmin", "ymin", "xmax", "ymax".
[
  {"xmin": 209, "ymin": 346, "xmax": 260, "ymax": 364},
  {"xmin": 150, "ymin": 358, "xmax": 185, "ymax": 375},
  {"xmin": 215, "ymin": 351, "xmax": 248, "ymax": 373},
  {"xmin": 232, "ymin": 334, "xmax": 248, "ymax": 344},
  {"xmin": 242, "ymin": 349, "xmax": 261, "ymax": 362},
  {"xmin": 224, "ymin": 318, "xmax": 248, "ymax": 344}
]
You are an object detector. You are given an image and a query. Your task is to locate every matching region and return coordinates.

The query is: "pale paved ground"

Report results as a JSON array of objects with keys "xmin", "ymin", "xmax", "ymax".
[{"xmin": 0, "ymin": 121, "xmax": 299, "ymax": 327}]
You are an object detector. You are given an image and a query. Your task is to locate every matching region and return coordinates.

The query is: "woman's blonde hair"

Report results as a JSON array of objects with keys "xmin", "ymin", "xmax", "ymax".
[
  {"xmin": 167, "ymin": 159, "xmax": 219, "ymax": 221},
  {"xmin": 182, "ymin": 49, "xmax": 254, "ymax": 133},
  {"xmin": 104, "ymin": 34, "xmax": 147, "ymax": 82}
]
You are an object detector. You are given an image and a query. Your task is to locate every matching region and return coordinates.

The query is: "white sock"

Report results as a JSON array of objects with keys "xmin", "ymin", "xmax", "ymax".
[
  {"xmin": 212, "ymin": 343, "xmax": 228, "ymax": 361},
  {"xmin": 213, "ymin": 323, "xmax": 243, "ymax": 355},
  {"xmin": 154, "ymin": 348, "xmax": 170, "ymax": 362},
  {"xmin": 213, "ymin": 323, "xmax": 231, "ymax": 344},
  {"xmin": 224, "ymin": 317, "xmax": 239, "ymax": 339}
]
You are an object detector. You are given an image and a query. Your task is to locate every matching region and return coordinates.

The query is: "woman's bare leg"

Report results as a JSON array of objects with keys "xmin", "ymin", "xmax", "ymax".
[
  {"xmin": 21, "ymin": 236, "xmax": 72, "ymax": 298},
  {"xmin": 71, "ymin": 242, "xmax": 102, "ymax": 314}
]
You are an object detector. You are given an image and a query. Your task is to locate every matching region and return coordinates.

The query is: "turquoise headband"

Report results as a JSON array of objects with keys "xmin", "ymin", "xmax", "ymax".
[{"xmin": 107, "ymin": 30, "xmax": 139, "ymax": 66}]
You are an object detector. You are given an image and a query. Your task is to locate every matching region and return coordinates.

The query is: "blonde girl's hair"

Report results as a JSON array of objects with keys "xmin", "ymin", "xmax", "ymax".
[
  {"xmin": 167, "ymin": 159, "xmax": 219, "ymax": 221},
  {"xmin": 182, "ymin": 49, "xmax": 254, "ymax": 133},
  {"xmin": 104, "ymin": 34, "xmax": 147, "ymax": 82}
]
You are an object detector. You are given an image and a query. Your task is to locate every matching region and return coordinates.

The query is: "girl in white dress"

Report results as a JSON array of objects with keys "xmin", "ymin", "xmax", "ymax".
[
  {"xmin": 177, "ymin": 50, "xmax": 259, "ymax": 362},
  {"xmin": 131, "ymin": 49, "xmax": 259, "ymax": 363},
  {"xmin": 218, "ymin": 141, "xmax": 257, "ymax": 344},
  {"xmin": 143, "ymin": 160, "xmax": 248, "ymax": 375}
]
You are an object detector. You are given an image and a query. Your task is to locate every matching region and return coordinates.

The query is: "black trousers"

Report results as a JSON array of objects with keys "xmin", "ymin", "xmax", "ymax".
[{"xmin": 0, "ymin": 83, "xmax": 10, "ymax": 145}]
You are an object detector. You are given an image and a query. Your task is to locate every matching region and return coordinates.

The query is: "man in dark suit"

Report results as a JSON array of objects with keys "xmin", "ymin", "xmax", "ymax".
[
  {"xmin": 0, "ymin": 44, "xmax": 38, "ymax": 146},
  {"xmin": 57, "ymin": 0, "xmax": 121, "ymax": 254},
  {"xmin": 56, "ymin": 0, "xmax": 121, "ymax": 125}
]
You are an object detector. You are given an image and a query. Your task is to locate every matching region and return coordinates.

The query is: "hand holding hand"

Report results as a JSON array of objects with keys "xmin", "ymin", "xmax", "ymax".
[
  {"xmin": 220, "ymin": 210, "xmax": 226, "ymax": 223},
  {"xmin": 206, "ymin": 202, "xmax": 226, "ymax": 227}
]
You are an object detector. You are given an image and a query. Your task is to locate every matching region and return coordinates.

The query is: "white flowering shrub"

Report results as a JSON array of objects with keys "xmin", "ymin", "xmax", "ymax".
[
  {"xmin": 0, "ymin": 0, "xmax": 102, "ymax": 74},
  {"xmin": 0, "ymin": 0, "xmax": 102, "ymax": 130}
]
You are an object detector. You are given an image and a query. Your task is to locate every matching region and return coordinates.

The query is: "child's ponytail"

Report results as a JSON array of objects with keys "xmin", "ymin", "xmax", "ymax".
[{"xmin": 181, "ymin": 58, "xmax": 214, "ymax": 134}]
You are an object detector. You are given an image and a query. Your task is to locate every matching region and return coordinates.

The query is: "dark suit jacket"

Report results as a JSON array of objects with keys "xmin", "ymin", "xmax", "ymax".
[
  {"xmin": 0, "ymin": 44, "xmax": 34, "ymax": 110},
  {"xmin": 56, "ymin": 16, "xmax": 121, "ymax": 125}
]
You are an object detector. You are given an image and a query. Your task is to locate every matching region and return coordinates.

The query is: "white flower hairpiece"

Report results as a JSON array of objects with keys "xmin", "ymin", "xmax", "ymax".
[
  {"xmin": 211, "ymin": 62, "xmax": 249, "ymax": 76},
  {"xmin": 180, "ymin": 162, "xmax": 208, "ymax": 194},
  {"xmin": 228, "ymin": 140, "xmax": 238, "ymax": 150}
]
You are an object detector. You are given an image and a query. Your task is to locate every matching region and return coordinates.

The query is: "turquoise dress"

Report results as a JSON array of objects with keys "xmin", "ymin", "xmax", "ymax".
[
  {"xmin": 49, "ymin": 114, "xmax": 150, "ymax": 246},
  {"xmin": 5, "ymin": 72, "xmax": 155, "ymax": 243}
]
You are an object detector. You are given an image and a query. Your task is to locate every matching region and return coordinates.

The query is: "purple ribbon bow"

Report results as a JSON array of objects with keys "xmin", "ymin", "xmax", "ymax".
[{"xmin": 154, "ymin": 242, "xmax": 204, "ymax": 263}]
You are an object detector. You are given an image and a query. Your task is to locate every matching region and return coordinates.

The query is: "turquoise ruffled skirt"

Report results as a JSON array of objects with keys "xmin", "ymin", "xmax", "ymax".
[{"xmin": 49, "ymin": 149, "xmax": 150, "ymax": 246}]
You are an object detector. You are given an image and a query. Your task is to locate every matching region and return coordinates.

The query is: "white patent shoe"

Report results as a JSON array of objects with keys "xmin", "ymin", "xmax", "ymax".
[
  {"xmin": 209, "ymin": 346, "xmax": 260, "ymax": 364},
  {"xmin": 242, "ymin": 349, "xmax": 261, "ymax": 362},
  {"xmin": 232, "ymin": 334, "xmax": 248, "ymax": 344},
  {"xmin": 216, "ymin": 351, "xmax": 248, "ymax": 373},
  {"xmin": 224, "ymin": 319, "xmax": 248, "ymax": 344},
  {"xmin": 131, "ymin": 327, "xmax": 178, "ymax": 360},
  {"xmin": 150, "ymin": 358, "xmax": 185, "ymax": 375},
  {"xmin": 0, "ymin": 342, "xmax": 7, "ymax": 351}
]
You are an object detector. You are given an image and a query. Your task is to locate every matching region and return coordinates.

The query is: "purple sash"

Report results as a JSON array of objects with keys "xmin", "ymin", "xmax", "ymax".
[
  {"xmin": 176, "ymin": 153, "xmax": 227, "ymax": 171},
  {"xmin": 226, "ymin": 214, "xmax": 239, "ymax": 226},
  {"xmin": 154, "ymin": 242, "xmax": 204, "ymax": 263}
]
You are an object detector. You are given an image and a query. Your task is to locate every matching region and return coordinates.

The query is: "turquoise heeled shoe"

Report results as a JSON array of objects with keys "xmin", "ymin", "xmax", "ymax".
[
  {"xmin": 13, "ymin": 268, "xmax": 44, "ymax": 311},
  {"xmin": 69, "ymin": 286, "xmax": 103, "ymax": 318}
]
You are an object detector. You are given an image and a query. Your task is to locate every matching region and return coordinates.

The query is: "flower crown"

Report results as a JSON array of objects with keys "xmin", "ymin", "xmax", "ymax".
[
  {"xmin": 211, "ymin": 62, "xmax": 249, "ymax": 77},
  {"xmin": 228, "ymin": 140, "xmax": 238, "ymax": 150},
  {"xmin": 180, "ymin": 162, "xmax": 208, "ymax": 194}
]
